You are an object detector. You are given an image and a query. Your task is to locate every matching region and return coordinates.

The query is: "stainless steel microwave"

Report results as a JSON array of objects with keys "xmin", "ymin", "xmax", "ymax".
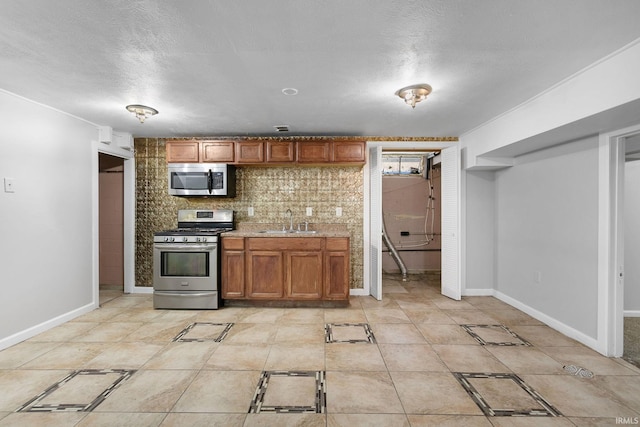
[{"xmin": 167, "ymin": 163, "xmax": 236, "ymax": 197}]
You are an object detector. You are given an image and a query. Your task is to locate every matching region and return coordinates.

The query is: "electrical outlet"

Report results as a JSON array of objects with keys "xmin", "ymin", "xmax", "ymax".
[
  {"xmin": 335, "ymin": 207, "xmax": 342, "ymax": 217},
  {"xmin": 248, "ymin": 206, "xmax": 254, "ymax": 217},
  {"xmin": 306, "ymin": 207, "xmax": 313, "ymax": 216},
  {"xmin": 4, "ymin": 178, "xmax": 15, "ymax": 193}
]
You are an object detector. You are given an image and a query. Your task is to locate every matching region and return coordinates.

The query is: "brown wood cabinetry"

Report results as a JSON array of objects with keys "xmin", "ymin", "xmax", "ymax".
[
  {"xmin": 201, "ymin": 141, "xmax": 235, "ymax": 162},
  {"xmin": 222, "ymin": 236, "xmax": 349, "ymax": 301},
  {"xmin": 266, "ymin": 141, "xmax": 295, "ymax": 163},
  {"xmin": 167, "ymin": 139, "xmax": 365, "ymax": 166},
  {"xmin": 332, "ymin": 140, "xmax": 365, "ymax": 163},
  {"xmin": 166, "ymin": 140, "xmax": 200, "ymax": 163},
  {"xmin": 297, "ymin": 141, "xmax": 332, "ymax": 163},
  {"xmin": 247, "ymin": 250, "xmax": 284, "ymax": 298},
  {"xmin": 235, "ymin": 141, "xmax": 264, "ymax": 163},
  {"xmin": 297, "ymin": 140, "xmax": 366, "ymax": 164},
  {"xmin": 324, "ymin": 238, "xmax": 350, "ymax": 299},
  {"xmin": 287, "ymin": 252, "xmax": 323, "ymax": 299},
  {"xmin": 221, "ymin": 237, "xmax": 245, "ymax": 298}
]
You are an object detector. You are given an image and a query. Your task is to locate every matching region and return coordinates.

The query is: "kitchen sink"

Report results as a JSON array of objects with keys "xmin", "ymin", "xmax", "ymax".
[{"xmin": 258, "ymin": 230, "xmax": 317, "ymax": 234}]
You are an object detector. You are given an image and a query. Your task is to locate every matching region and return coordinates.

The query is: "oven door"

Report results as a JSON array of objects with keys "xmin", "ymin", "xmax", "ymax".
[{"xmin": 153, "ymin": 243, "xmax": 217, "ymax": 291}]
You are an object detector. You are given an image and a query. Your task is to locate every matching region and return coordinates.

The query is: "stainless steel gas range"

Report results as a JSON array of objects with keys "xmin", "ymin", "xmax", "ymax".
[{"xmin": 153, "ymin": 209, "xmax": 233, "ymax": 309}]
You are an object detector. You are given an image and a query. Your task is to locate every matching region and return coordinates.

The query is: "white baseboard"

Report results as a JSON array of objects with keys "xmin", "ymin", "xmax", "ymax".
[
  {"xmin": 624, "ymin": 310, "xmax": 640, "ymax": 317},
  {"xmin": 0, "ymin": 302, "xmax": 97, "ymax": 351},
  {"xmin": 349, "ymin": 288, "xmax": 368, "ymax": 296},
  {"xmin": 463, "ymin": 288, "xmax": 495, "ymax": 296},
  {"xmin": 494, "ymin": 290, "xmax": 600, "ymax": 352},
  {"xmin": 130, "ymin": 286, "xmax": 154, "ymax": 294}
]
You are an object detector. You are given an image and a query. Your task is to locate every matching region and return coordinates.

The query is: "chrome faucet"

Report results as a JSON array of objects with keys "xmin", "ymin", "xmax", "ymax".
[{"xmin": 285, "ymin": 209, "xmax": 293, "ymax": 231}]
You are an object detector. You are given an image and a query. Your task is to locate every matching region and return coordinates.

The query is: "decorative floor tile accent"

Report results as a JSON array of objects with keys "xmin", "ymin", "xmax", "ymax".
[
  {"xmin": 462, "ymin": 324, "xmax": 532, "ymax": 346},
  {"xmin": 248, "ymin": 371, "xmax": 326, "ymax": 414},
  {"xmin": 17, "ymin": 369, "xmax": 135, "ymax": 413},
  {"xmin": 172, "ymin": 322, "xmax": 234, "ymax": 342},
  {"xmin": 324, "ymin": 323, "xmax": 376, "ymax": 344},
  {"xmin": 563, "ymin": 364, "xmax": 595, "ymax": 378},
  {"xmin": 453, "ymin": 372, "xmax": 562, "ymax": 417}
]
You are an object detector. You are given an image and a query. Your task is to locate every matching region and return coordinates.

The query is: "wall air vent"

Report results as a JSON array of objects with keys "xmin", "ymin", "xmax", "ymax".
[{"xmin": 273, "ymin": 125, "xmax": 290, "ymax": 132}]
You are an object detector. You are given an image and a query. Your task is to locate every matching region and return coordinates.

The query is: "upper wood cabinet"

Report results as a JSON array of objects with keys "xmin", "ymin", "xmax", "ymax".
[
  {"xmin": 166, "ymin": 140, "xmax": 200, "ymax": 163},
  {"xmin": 297, "ymin": 140, "xmax": 366, "ymax": 164},
  {"xmin": 166, "ymin": 139, "xmax": 235, "ymax": 163},
  {"xmin": 235, "ymin": 141, "xmax": 264, "ymax": 163},
  {"xmin": 201, "ymin": 140, "xmax": 235, "ymax": 162},
  {"xmin": 166, "ymin": 139, "xmax": 365, "ymax": 166},
  {"xmin": 266, "ymin": 141, "xmax": 295, "ymax": 163},
  {"xmin": 332, "ymin": 140, "xmax": 365, "ymax": 163},
  {"xmin": 297, "ymin": 141, "xmax": 332, "ymax": 163}
]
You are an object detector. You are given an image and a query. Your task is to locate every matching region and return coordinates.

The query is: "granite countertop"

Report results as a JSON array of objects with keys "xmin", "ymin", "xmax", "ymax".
[{"xmin": 223, "ymin": 223, "xmax": 351, "ymax": 238}]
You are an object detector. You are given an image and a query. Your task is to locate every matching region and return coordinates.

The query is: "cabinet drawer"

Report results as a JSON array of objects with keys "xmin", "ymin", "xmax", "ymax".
[
  {"xmin": 326, "ymin": 238, "xmax": 349, "ymax": 251},
  {"xmin": 247, "ymin": 237, "xmax": 322, "ymax": 251},
  {"xmin": 223, "ymin": 237, "xmax": 245, "ymax": 250}
]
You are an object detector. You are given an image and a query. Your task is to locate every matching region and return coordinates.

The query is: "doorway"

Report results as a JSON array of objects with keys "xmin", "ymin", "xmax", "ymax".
[
  {"xmin": 623, "ymin": 133, "xmax": 640, "ymax": 367},
  {"xmin": 98, "ymin": 153, "xmax": 124, "ymax": 296},
  {"xmin": 381, "ymin": 151, "xmax": 442, "ymax": 275},
  {"xmin": 364, "ymin": 141, "xmax": 460, "ymax": 300}
]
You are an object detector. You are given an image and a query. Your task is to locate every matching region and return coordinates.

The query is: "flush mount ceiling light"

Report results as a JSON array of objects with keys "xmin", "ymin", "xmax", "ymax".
[
  {"xmin": 125, "ymin": 104, "xmax": 158, "ymax": 123},
  {"xmin": 282, "ymin": 88, "xmax": 298, "ymax": 96},
  {"xmin": 395, "ymin": 84, "xmax": 432, "ymax": 109}
]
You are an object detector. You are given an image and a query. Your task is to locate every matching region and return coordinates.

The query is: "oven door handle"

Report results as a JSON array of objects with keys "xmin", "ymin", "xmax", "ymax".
[
  {"xmin": 207, "ymin": 169, "xmax": 213, "ymax": 194},
  {"xmin": 154, "ymin": 291, "xmax": 217, "ymax": 297},
  {"xmin": 154, "ymin": 243, "xmax": 217, "ymax": 251}
]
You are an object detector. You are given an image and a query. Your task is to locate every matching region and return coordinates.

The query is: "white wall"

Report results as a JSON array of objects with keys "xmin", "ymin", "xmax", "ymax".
[
  {"xmin": 494, "ymin": 137, "xmax": 600, "ymax": 338},
  {"xmin": 0, "ymin": 90, "xmax": 97, "ymax": 349},
  {"xmin": 463, "ymin": 39, "xmax": 640, "ymax": 166},
  {"xmin": 625, "ymin": 160, "xmax": 640, "ymax": 314},
  {"xmin": 464, "ymin": 170, "xmax": 495, "ymax": 292}
]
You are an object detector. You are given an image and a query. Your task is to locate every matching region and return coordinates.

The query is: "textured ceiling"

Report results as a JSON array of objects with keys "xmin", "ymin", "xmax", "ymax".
[{"xmin": 1, "ymin": 0, "xmax": 640, "ymax": 138}]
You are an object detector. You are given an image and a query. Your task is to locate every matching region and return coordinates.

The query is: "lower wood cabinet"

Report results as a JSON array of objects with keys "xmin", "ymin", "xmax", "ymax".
[{"xmin": 222, "ymin": 236, "xmax": 349, "ymax": 301}]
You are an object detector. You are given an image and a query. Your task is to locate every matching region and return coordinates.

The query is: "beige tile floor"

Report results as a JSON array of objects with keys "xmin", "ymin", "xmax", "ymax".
[{"xmin": 0, "ymin": 273, "xmax": 639, "ymax": 426}]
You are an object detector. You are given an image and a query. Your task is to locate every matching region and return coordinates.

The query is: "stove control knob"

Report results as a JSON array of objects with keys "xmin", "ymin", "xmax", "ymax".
[
  {"xmin": 202, "ymin": 237, "xmax": 208, "ymax": 242},
  {"xmin": 183, "ymin": 237, "xmax": 188, "ymax": 242},
  {"xmin": 164, "ymin": 237, "xmax": 170, "ymax": 242},
  {"xmin": 195, "ymin": 237, "xmax": 201, "ymax": 242}
]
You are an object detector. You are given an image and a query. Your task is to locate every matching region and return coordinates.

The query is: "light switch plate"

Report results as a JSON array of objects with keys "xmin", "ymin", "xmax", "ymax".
[
  {"xmin": 306, "ymin": 207, "xmax": 313, "ymax": 216},
  {"xmin": 336, "ymin": 207, "xmax": 343, "ymax": 217},
  {"xmin": 248, "ymin": 207, "xmax": 254, "ymax": 216},
  {"xmin": 4, "ymin": 177, "xmax": 15, "ymax": 193}
]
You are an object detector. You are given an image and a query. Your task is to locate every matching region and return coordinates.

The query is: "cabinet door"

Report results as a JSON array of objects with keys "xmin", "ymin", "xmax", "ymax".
[
  {"xmin": 332, "ymin": 140, "xmax": 365, "ymax": 163},
  {"xmin": 287, "ymin": 251, "xmax": 323, "ymax": 299},
  {"xmin": 297, "ymin": 142, "xmax": 331, "ymax": 163},
  {"xmin": 222, "ymin": 251, "xmax": 245, "ymax": 298},
  {"xmin": 247, "ymin": 250, "xmax": 283, "ymax": 298},
  {"xmin": 324, "ymin": 238, "xmax": 350, "ymax": 300},
  {"xmin": 201, "ymin": 141, "xmax": 235, "ymax": 162},
  {"xmin": 235, "ymin": 141, "xmax": 264, "ymax": 163},
  {"xmin": 266, "ymin": 141, "xmax": 295, "ymax": 163},
  {"xmin": 324, "ymin": 251, "xmax": 349, "ymax": 299},
  {"xmin": 166, "ymin": 141, "xmax": 200, "ymax": 163}
]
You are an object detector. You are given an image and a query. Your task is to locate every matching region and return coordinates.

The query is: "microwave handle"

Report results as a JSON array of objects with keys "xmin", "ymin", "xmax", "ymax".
[{"xmin": 207, "ymin": 169, "xmax": 213, "ymax": 194}]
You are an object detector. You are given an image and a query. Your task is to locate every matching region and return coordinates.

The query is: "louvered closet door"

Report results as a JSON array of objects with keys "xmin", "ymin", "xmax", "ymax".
[{"xmin": 440, "ymin": 145, "xmax": 461, "ymax": 300}]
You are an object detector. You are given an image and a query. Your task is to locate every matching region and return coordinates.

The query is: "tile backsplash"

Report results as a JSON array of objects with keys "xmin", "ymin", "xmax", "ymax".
[{"xmin": 134, "ymin": 138, "xmax": 364, "ymax": 289}]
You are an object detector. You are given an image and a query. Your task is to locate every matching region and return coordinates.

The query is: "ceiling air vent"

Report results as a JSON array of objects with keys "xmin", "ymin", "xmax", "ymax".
[{"xmin": 273, "ymin": 125, "xmax": 290, "ymax": 132}]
